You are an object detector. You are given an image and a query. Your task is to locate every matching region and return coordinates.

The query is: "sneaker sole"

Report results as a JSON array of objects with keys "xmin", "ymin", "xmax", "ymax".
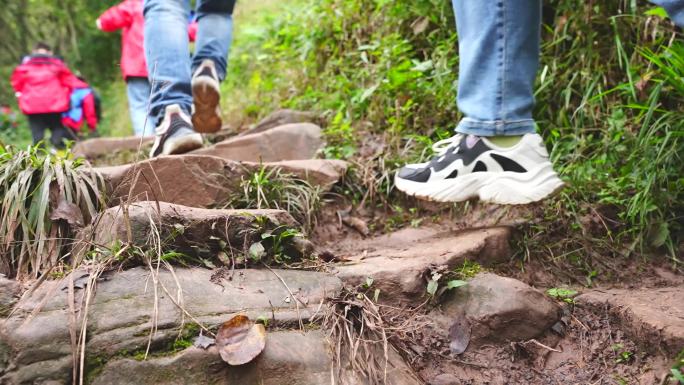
[
  {"xmin": 162, "ymin": 133, "xmax": 204, "ymax": 155},
  {"xmin": 191, "ymin": 77, "xmax": 222, "ymax": 133},
  {"xmin": 395, "ymin": 162, "xmax": 564, "ymax": 205}
]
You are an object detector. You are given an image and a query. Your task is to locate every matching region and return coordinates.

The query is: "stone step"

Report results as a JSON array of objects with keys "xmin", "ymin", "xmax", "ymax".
[
  {"xmin": 333, "ymin": 227, "xmax": 512, "ymax": 305},
  {"xmin": 73, "ymin": 136, "xmax": 154, "ymax": 159},
  {"xmin": 95, "ymin": 155, "xmax": 347, "ymax": 208},
  {"xmin": 241, "ymin": 109, "xmax": 317, "ymax": 137},
  {"xmin": 0, "ymin": 267, "xmax": 342, "ymax": 384},
  {"xmin": 91, "ymin": 330, "xmax": 421, "ymax": 385},
  {"xmin": 432, "ymin": 272, "xmax": 561, "ymax": 351},
  {"xmin": 89, "ymin": 201, "xmax": 298, "ymax": 258},
  {"xmin": 576, "ymin": 286, "xmax": 684, "ymax": 356},
  {"xmin": 191, "ymin": 123, "xmax": 323, "ymax": 162}
]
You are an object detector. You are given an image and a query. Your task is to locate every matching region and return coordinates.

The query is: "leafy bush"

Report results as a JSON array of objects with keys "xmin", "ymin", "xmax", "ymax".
[{"xmin": 0, "ymin": 143, "xmax": 104, "ymax": 279}]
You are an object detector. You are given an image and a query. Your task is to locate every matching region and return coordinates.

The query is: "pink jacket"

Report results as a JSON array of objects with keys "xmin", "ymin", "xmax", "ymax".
[{"xmin": 97, "ymin": 0, "xmax": 147, "ymax": 79}]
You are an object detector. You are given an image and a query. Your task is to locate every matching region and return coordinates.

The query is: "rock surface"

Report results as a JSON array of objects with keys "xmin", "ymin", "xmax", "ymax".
[
  {"xmin": 0, "ymin": 267, "xmax": 341, "ymax": 384},
  {"xmin": 192, "ymin": 123, "xmax": 323, "ymax": 162},
  {"xmin": 93, "ymin": 331, "xmax": 421, "ymax": 385},
  {"xmin": 243, "ymin": 159, "xmax": 348, "ymax": 187},
  {"xmin": 435, "ymin": 273, "xmax": 561, "ymax": 350},
  {"xmin": 576, "ymin": 286, "xmax": 684, "ymax": 356},
  {"xmin": 90, "ymin": 201, "xmax": 297, "ymax": 258},
  {"xmin": 0, "ymin": 276, "xmax": 21, "ymax": 317},
  {"xmin": 96, "ymin": 155, "xmax": 344, "ymax": 209},
  {"xmin": 73, "ymin": 136, "xmax": 154, "ymax": 159},
  {"xmin": 97, "ymin": 154, "xmax": 245, "ymax": 208},
  {"xmin": 241, "ymin": 109, "xmax": 317, "ymax": 137},
  {"xmin": 333, "ymin": 227, "xmax": 512, "ymax": 305}
]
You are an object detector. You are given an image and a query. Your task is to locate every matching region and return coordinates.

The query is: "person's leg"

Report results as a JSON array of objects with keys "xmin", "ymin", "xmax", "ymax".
[
  {"xmin": 27, "ymin": 114, "xmax": 46, "ymax": 146},
  {"xmin": 143, "ymin": 0, "xmax": 194, "ymax": 123},
  {"xmin": 454, "ymin": 0, "xmax": 540, "ymax": 137},
  {"xmin": 394, "ymin": 1, "xmax": 562, "ymax": 204},
  {"xmin": 144, "ymin": 0, "xmax": 203, "ymax": 156},
  {"xmin": 650, "ymin": 0, "xmax": 684, "ymax": 27},
  {"xmin": 190, "ymin": 0, "xmax": 236, "ymax": 133},
  {"xmin": 192, "ymin": 0, "xmax": 235, "ymax": 79},
  {"xmin": 125, "ymin": 77, "xmax": 153, "ymax": 136},
  {"xmin": 47, "ymin": 113, "xmax": 71, "ymax": 150}
]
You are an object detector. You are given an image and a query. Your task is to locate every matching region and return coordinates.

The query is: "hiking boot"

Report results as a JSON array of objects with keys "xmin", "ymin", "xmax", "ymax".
[
  {"xmin": 395, "ymin": 133, "xmax": 564, "ymax": 204},
  {"xmin": 149, "ymin": 104, "xmax": 203, "ymax": 157},
  {"xmin": 191, "ymin": 59, "xmax": 222, "ymax": 133}
]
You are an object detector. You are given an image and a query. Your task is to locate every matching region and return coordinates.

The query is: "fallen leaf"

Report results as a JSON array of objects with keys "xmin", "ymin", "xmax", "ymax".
[
  {"xmin": 338, "ymin": 210, "xmax": 370, "ymax": 236},
  {"xmin": 50, "ymin": 200, "xmax": 84, "ymax": 227},
  {"xmin": 216, "ymin": 315, "xmax": 266, "ymax": 365},
  {"xmin": 449, "ymin": 316, "xmax": 471, "ymax": 355},
  {"xmin": 193, "ymin": 334, "xmax": 216, "ymax": 349}
]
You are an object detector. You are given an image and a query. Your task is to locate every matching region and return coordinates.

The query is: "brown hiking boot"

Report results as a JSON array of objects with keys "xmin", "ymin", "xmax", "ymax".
[{"xmin": 191, "ymin": 59, "xmax": 222, "ymax": 133}]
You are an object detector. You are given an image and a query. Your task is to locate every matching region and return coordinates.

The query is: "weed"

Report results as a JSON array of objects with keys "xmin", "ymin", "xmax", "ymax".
[
  {"xmin": 0, "ymin": 143, "xmax": 104, "ymax": 279},
  {"xmin": 546, "ymin": 287, "xmax": 579, "ymax": 304},
  {"xmin": 228, "ymin": 166, "xmax": 323, "ymax": 232}
]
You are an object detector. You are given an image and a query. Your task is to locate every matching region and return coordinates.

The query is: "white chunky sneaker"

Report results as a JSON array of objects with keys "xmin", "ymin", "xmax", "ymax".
[
  {"xmin": 149, "ymin": 104, "xmax": 203, "ymax": 158},
  {"xmin": 395, "ymin": 133, "xmax": 564, "ymax": 204},
  {"xmin": 191, "ymin": 59, "xmax": 222, "ymax": 133}
]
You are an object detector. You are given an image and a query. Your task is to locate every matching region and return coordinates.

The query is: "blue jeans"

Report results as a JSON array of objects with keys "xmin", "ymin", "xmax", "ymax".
[
  {"xmin": 453, "ymin": 0, "xmax": 684, "ymax": 137},
  {"xmin": 126, "ymin": 77, "xmax": 153, "ymax": 136},
  {"xmin": 143, "ymin": 0, "xmax": 235, "ymax": 126}
]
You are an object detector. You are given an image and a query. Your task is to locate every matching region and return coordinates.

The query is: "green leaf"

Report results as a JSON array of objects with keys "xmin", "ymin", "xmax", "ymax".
[
  {"xmin": 644, "ymin": 7, "xmax": 668, "ymax": 18},
  {"xmin": 249, "ymin": 242, "xmax": 266, "ymax": 261},
  {"xmin": 671, "ymin": 368, "xmax": 684, "ymax": 383},
  {"xmin": 446, "ymin": 280, "xmax": 468, "ymax": 290},
  {"xmin": 426, "ymin": 280, "xmax": 438, "ymax": 296},
  {"xmin": 649, "ymin": 222, "xmax": 669, "ymax": 248}
]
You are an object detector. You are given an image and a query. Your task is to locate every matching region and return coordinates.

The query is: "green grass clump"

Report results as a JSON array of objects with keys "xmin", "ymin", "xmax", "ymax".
[
  {"xmin": 227, "ymin": 166, "xmax": 323, "ymax": 232},
  {"xmin": 223, "ymin": 0, "xmax": 683, "ymax": 263},
  {"xmin": 0, "ymin": 143, "xmax": 104, "ymax": 279}
]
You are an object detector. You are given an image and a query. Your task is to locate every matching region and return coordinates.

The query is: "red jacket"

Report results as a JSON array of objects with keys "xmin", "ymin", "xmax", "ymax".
[
  {"xmin": 97, "ymin": 0, "xmax": 147, "ymax": 79},
  {"xmin": 97, "ymin": 0, "xmax": 198, "ymax": 80},
  {"xmin": 10, "ymin": 55, "xmax": 80, "ymax": 115}
]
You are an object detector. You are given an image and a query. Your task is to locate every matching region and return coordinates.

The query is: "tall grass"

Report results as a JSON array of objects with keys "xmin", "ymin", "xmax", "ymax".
[{"xmin": 0, "ymin": 143, "xmax": 104, "ymax": 279}]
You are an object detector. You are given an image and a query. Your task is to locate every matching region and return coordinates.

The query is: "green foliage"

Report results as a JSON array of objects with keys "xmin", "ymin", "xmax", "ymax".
[
  {"xmin": 248, "ymin": 225, "xmax": 306, "ymax": 265},
  {"xmin": 223, "ymin": 0, "xmax": 684, "ymax": 261},
  {"xmin": 0, "ymin": 143, "xmax": 104, "ymax": 279},
  {"xmin": 546, "ymin": 287, "xmax": 579, "ymax": 303},
  {"xmin": 228, "ymin": 166, "xmax": 323, "ymax": 232}
]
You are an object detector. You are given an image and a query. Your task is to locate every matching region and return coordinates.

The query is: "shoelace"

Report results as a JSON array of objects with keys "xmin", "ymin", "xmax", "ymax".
[{"xmin": 431, "ymin": 134, "xmax": 463, "ymax": 155}]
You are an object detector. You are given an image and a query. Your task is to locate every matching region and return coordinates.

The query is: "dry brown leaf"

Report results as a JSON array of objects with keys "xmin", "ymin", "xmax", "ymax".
[
  {"xmin": 216, "ymin": 315, "xmax": 266, "ymax": 365},
  {"xmin": 50, "ymin": 198, "xmax": 84, "ymax": 227}
]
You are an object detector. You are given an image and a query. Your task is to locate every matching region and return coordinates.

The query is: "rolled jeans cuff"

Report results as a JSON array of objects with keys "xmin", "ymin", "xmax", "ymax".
[{"xmin": 455, "ymin": 117, "xmax": 536, "ymax": 136}]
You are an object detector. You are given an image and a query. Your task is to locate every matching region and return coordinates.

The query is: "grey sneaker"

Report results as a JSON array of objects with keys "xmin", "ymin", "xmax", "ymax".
[
  {"xmin": 149, "ymin": 104, "xmax": 203, "ymax": 157},
  {"xmin": 191, "ymin": 59, "xmax": 222, "ymax": 133}
]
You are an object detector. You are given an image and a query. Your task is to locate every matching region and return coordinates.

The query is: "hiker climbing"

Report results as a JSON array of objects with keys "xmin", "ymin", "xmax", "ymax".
[
  {"xmin": 97, "ymin": 0, "xmax": 201, "ymax": 138},
  {"xmin": 143, "ymin": 0, "xmax": 234, "ymax": 157},
  {"xmin": 62, "ymin": 76, "xmax": 100, "ymax": 139},
  {"xmin": 10, "ymin": 42, "xmax": 81, "ymax": 149},
  {"xmin": 395, "ymin": 0, "xmax": 684, "ymax": 205}
]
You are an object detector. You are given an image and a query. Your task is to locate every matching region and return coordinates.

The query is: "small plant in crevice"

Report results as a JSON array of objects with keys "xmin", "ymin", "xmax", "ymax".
[
  {"xmin": 425, "ymin": 267, "xmax": 468, "ymax": 301},
  {"xmin": 227, "ymin": 166, "xmax": 323, "ymax": 233},
  {"xmin": 246, "ymin": 225, "xmax": 312, "ymax": 266},
  {"xmin": 546, "ymin": 287, "xmax": 579, "ymax": 304},
  {"xmin": 0, "ymin": 143, "xmax": 104, "ymax": 279}
]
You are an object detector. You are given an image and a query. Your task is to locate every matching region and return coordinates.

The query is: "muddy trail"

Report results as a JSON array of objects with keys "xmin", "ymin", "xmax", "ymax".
[{"xmin": 0, "ymin": 111, "xmax": 682, "ymax": 385}]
